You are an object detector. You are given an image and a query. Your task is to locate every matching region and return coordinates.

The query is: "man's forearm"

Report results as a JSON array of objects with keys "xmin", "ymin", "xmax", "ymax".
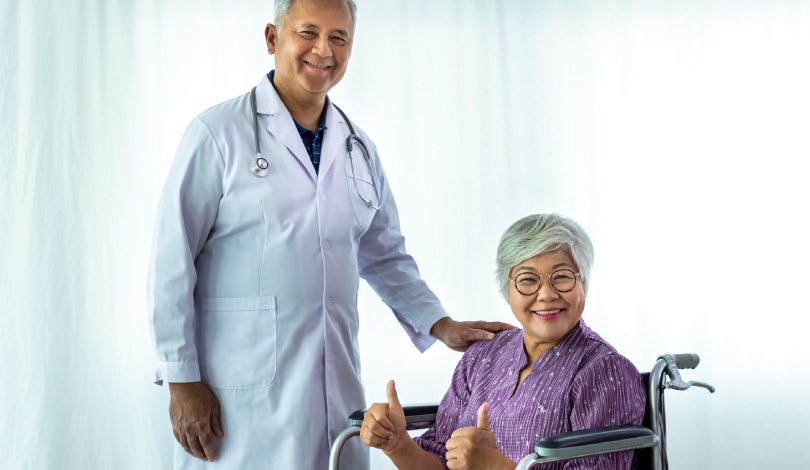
[{"xmin": 385, "ymin": 438, "xmax": 446, "ymax": 470}]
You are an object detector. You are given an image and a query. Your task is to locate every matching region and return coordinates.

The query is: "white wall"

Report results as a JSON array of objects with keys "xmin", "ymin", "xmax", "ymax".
[{"xmin": 1, "ymin": 1, "xmax": 808, "ymax": 469}]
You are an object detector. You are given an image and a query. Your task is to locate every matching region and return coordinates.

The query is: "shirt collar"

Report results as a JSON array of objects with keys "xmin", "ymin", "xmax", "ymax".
[
  {"xmin": 267, "ymin": 70, "xmax": 329, "ymax": 135},
  {"xmin": 510, "ymin": 318, "xmax": 590, "ymax": 368}
]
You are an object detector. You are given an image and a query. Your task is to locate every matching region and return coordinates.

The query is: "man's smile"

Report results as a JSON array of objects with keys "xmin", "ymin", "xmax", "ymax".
[{"xmin": 304, "ymin": 60, "xmax": 331, "ymax": 69}]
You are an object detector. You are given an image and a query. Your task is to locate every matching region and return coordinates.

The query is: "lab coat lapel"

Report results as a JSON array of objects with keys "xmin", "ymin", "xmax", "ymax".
[
  {"xmin": 315, "ymin": 100, "xmax": 348, "ymax": 182},
  {"xmin": 267, "ymin": 107, "xmax": 317, "ymax": 183},
  {"xmin": 255, "ymin": 75, "xmax": 317, "ymax": 184}
]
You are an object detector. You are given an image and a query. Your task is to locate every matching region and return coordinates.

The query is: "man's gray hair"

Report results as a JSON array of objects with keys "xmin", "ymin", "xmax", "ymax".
[
  {"xmin": 274, "ymin": 0, "xmax": 358, "ymax": 29},
  {"xmin": 495, "ymin": 214, "xmax": 595, "ymax": 299}
]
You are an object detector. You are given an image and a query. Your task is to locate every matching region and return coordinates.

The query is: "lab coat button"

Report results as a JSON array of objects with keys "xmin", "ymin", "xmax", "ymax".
[
  {"xmin": 326, "ymin": 298, "xmax": 334, "ymax": 307},
  {"xmin": 318, "ymin": 188, "xmax": 324, "ymax": 196},
  {"xmin": 322, "ymin": 240, "xmax": 331, "ymax": 250}
]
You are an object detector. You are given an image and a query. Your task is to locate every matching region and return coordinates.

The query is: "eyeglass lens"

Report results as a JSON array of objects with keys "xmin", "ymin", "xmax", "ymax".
[{"xmin": 515, "ymin": 270, "xmax": 577, "ymax": 294}]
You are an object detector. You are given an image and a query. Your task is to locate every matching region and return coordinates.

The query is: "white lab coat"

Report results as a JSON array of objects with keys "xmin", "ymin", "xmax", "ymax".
[{"xmin": 147, "ymin": 74, "xmax": 449, "ymax": 469}]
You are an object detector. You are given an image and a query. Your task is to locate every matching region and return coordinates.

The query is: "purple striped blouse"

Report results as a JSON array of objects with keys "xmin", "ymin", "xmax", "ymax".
[{"xmin": 413, "ymin": 319, "xmax": 646, "ymax": 469}]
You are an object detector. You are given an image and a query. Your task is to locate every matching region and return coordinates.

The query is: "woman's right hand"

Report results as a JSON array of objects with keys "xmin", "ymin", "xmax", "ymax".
[{"xmin": 361, "ymin": 380, "xmax": 408, "ymax": 455}]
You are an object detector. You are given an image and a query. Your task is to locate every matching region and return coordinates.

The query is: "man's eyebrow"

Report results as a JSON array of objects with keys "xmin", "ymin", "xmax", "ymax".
[
  {"xmin": 297, "ymin": 22, "xmax": 321, "ymax": 30},
  {"xmin": 296, "ymin": 23, "xmax": 349, "ymax": 37}
]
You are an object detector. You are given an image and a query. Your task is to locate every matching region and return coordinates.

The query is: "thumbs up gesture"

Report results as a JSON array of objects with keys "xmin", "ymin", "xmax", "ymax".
[
  {"xmin": 476, "ymin": 402, "xmax": 491, "ymax": 431},
  {"xmin": 360, "ymin": 380, "xmax": 408, "ymax": 456},
  {"xmin": 445, "ymin": 403, "xmax": 516, "ymax": 470}
]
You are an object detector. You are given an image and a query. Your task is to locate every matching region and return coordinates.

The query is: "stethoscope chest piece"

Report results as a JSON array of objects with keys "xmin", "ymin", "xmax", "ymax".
[
  {"xmin": 250, "ymin": 156, "xmax": 269, "ymax": 177},
  {"xmin": 247, "ymin": 85, "xmax": 380, "ymax": 207}
]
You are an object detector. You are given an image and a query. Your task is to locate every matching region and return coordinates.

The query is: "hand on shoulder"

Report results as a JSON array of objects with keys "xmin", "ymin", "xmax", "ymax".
[{"xmin": 430, "ymin": 317, "xmax": 517, "ymax": 353}]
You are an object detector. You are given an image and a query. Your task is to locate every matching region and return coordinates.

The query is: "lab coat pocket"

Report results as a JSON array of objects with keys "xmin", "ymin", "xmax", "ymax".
[
  {"xmin": 199, "ymin": 296, "xmax": 276, "ymax": 389},
  {"xmin": 344, "ymin": 164, "xmax": 378, "ymax": 230}
]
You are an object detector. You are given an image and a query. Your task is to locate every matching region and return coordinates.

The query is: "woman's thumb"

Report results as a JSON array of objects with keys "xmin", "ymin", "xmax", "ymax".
[
  {"xmin": 477, "ymin": 402, "xmax": 491, "ymax": 431},
  {"xmin": 387, "ymin": 380, "xmax": 402, "ymax": 412}
]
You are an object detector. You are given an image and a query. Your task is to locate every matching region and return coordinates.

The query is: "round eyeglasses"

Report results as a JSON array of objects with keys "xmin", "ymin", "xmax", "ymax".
[{"xmin": 509, "ymin": 269, "xmax": 581, "ymax": 295}]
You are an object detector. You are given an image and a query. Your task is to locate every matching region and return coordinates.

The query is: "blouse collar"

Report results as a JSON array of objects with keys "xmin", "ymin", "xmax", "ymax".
[{"xmin": 510, "ymin": 318, "xmax": 590, "ymax": 369}]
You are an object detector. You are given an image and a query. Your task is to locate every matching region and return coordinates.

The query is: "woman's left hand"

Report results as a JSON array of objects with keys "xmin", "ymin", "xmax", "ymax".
[{"xmin": 445, "ymin": 403, "xmax": 517, "ymax": 470}]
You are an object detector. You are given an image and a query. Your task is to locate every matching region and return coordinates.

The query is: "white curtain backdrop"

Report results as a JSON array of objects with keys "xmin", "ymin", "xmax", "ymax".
[{"xmin": 2, "ymin": 1, "xmax": 808, "ymax": 469}]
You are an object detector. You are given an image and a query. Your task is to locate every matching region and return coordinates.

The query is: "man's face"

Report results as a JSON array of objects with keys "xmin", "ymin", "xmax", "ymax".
[{"xmin": 266, "ymin": 0, "xmax": 354, "ymax": 96}]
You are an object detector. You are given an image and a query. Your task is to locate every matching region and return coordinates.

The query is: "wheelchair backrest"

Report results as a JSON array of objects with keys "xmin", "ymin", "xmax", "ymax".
[{"xmin": 633, "ymin": 372, "xmax": 655, "ymax": 470}]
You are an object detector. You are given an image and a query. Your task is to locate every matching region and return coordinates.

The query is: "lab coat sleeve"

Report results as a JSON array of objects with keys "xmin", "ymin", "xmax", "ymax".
[
  {"xmin": 356, "ymin": 145, "xmax": 448, "ymax": 353},
  {"xmin": 146, "ymin": 118, "xmax": 225, "ymax": 385}
]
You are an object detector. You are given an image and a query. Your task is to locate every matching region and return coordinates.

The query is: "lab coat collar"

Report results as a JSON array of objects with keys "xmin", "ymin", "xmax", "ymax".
[
  {"xmin": 316, "ymin": 98, "xmax": 348, "ymax": 181},
  {"xmin": 255, "ymin": 74, "xmax": 347, "ymax": 184}
]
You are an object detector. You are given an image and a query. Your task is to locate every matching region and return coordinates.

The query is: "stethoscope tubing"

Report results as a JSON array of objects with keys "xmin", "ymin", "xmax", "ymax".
[
  {"xmin": 251, "ymin": 86, "xmax": 261, "ymax": 158},
  {"xmin": 249, "ymin": 86, "xmax": 381, "ymax": 210}
]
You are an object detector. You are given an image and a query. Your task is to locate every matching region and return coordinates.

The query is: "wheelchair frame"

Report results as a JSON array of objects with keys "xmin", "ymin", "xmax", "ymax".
[{"xmin": 329, "ymin": 353, "xmax": 714, "ymax": 470}]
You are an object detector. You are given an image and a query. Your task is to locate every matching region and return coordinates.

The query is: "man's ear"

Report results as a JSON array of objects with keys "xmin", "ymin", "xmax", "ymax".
[{"xmin": 265, "ymin": 24, "xmax": 278, "ymax": 55}]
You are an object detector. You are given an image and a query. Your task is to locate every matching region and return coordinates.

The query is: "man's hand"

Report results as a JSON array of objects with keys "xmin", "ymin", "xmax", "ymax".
[
  {"xmin": 169, "ymin": 381, "xmax": 224, "ymax": 462},
  {"xmin": 430, "ymin": 317, "xmax": 517, "ymax": 352},
  {"xmin": 360, "ymin": 380, "xmax": 409, "ymax": 456},
  {"xmin": 445, "ymin": 403, "xmax": 516, "ymax": 470}
]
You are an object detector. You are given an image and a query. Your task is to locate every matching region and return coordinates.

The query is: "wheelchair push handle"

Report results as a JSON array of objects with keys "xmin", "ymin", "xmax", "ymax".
[
  {"xmin": 671, "ymin": 353, "xmax": 700, "ymax": 370},
  {"xmin": 658, "ymin": 353, "xmax": 716, "ymax": 393}
]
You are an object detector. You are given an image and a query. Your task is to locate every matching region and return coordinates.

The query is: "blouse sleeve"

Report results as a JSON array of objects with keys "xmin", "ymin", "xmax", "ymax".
[
  {"xmin": 412, "ymin": 339, "xmax": 488, "ymax": 466},
  {"xmin": 563, "ymin": 354, "xmax": 646, "ymax": 470}
]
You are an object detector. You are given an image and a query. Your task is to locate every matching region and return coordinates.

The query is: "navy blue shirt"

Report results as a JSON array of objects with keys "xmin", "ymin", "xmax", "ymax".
[{"xmin": 268, "ymin": 70, "xmax": 328, "ymax": 173}]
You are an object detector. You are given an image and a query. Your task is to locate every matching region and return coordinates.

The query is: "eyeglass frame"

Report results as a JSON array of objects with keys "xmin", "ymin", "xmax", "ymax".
[{"xmin": 509, "ymin": 269, "xmax": 582, "ymax": 295}]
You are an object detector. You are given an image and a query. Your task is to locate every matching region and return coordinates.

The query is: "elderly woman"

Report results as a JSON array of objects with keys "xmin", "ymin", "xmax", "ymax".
[{"xmin": 360, "ymin": 214, "xmax": 646, "ymax": 470}]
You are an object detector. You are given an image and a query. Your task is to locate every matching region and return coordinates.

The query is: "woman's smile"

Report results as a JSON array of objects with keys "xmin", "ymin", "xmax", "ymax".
[{"xmin": 531, "ymin": 308, "xmax": 564, "ymax": 320}]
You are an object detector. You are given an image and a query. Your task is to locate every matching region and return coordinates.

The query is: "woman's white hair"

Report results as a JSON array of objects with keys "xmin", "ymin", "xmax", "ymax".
[
  {"xmin": 495, "ymin": 214, "xmax": 595, "ymax": 299},
  {"xmin": 274, "ymin": 0, "xmax": 358, "ymax": 28}
]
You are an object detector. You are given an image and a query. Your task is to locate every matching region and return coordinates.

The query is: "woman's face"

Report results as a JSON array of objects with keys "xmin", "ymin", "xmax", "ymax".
[{"xmin": 507, "ymin": 250, "xmax": 586, "ymax": 350}]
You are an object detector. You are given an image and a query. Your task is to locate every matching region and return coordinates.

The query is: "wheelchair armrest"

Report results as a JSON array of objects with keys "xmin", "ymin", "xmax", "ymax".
[
  {"xmin": 347, "ymin": 403, "xmax": 440, "ymax": 427},
  {"xmin": 534, "ymin": 425, "xmax": 657, "ymax": 458}
]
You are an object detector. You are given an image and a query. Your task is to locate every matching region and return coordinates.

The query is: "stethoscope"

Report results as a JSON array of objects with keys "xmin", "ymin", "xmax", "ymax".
[{"xmin": 248, "ymin": 86, "xmax": 381, "ymax": 210}]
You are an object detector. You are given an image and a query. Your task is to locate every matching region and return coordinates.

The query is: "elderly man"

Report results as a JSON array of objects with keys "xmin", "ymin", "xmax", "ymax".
[{"xmin": 146, "ymin": 0, "xmax": 513, "ymax": 468}]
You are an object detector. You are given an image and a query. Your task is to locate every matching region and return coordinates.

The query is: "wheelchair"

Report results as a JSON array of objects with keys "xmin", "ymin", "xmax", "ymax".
[{"xmin": 329, "ymin": 353, "xmax": 714, "ymax": 470}]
